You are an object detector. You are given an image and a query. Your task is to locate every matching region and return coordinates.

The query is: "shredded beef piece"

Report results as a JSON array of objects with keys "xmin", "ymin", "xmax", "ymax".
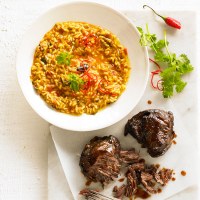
[
  {"xmin": 128, "ymin": 162, "xmax": 145, "ymax": 172},
  {"xmin": 120, "ymin": 149, "xmax": 139, "ymax": 164},
  {"xmin": 124, "ymin": 171, "xmax": 137, "ymax": 197},
  {"xmin": 113, "ymin": 184, "xmax": 126, "ymax": 199},
  {"xmin": 154, "ymin": 168, "xmax": 173, "ymax": 186},
  {"xmin": 141, "ymin": 172, "xmax": 157, "ymax": 194}
]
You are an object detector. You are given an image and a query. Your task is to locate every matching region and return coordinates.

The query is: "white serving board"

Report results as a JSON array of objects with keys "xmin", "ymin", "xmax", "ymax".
[{"xmin": 49, "ymin": 11, "xmax": 198, "ymax": 200}]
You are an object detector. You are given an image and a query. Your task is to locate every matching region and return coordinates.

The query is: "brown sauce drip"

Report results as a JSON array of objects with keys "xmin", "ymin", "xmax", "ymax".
[
  {"xmin": 157, "ymin": 188, "xmax": 162, "ymax": 193},
  {"xmin": 181, "ymin": 170, "xmax": 187, "ymax": 176},
  {"xmin": 147, "ymin": 100, "xmax": 152, "ymax": 105},
  {"xmin": 173, "ymin": 133, "xmax": 177, "ymax": 138},
  {"xmin": 139, "ymin": 158, "xmax": 145, "ymax": 163},
  {"xmin": 172, "ymin": 140, "xmax": 177, "ymax": 144},
  {"xmin": 85, "ymin": 180, "xmax": 92, "ymax": 186},
  {"xmin": 172, "ymin": 177, "xmax": 176, "ymax": 181},
  {"xmin": 155, "ymin": 164, "xmax": 160, "ymax": 169},
  {"xmin": 134, "ymin": 188, "xmax": 151, "ymax": 199},
  {"xmin": 118, "ymin": 178, "xmax": 125, "ymax": 182}
]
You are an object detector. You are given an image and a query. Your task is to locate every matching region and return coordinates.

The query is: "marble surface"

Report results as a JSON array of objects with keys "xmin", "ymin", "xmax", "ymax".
[{"xmin": 0, "ymin": 0, "xmax": 199, "ymax": 200}]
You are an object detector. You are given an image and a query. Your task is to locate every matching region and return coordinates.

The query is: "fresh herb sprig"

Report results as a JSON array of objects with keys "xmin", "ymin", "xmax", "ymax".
[
  {"xmin": 56, "ymin": 52, "xmax": 72, "ymax": 66},
  {"xmin": 137, "ymin": 24, "xmax": 194, "ymax": 98},
  {"xmin": 66, "ymin": 73, "xmax": 84, "ymax": 92}
]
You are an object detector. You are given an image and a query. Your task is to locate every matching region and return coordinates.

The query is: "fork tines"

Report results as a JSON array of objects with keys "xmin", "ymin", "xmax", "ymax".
[{"xmin": 80, "ymin": 189, "xmax": 119, "ymax": 200}]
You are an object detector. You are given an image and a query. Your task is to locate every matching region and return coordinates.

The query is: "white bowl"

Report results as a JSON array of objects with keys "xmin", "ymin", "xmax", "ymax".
[{"xmin": 16, "ymin": 1, "xmax": 149, "ymax": 131}]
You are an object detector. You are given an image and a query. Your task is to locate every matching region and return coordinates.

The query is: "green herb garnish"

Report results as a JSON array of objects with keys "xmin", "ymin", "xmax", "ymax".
[
  {"xmin": 67, "ymin": 73, "xmax": 84, "ymax": 92},
  {"xmin": 56, "ymin": 52, "xmax": 72, "ymax": 66},
  {"xmin": 137, "ymin": 24, "xmax": 194, "ymax": 98}
]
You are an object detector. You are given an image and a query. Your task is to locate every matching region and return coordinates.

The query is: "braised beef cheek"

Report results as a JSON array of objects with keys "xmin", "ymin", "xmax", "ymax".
[
  {"xmin": 79, "ymin": 135, "xmax": 121, "ymax": 185},
  {"xmin": 124, "ymin": 109, "xmax": 175, "ymax": 157}
]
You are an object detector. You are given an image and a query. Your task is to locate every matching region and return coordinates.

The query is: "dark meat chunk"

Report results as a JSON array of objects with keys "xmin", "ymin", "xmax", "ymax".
[
  {"xmin": 120, "ymin": 149, "xmax": 139, "ymax": 164},
  {"xmin": 79, "ymin": 135, "xmax": 121, "ymax": 185},
  {"xmin": 125, "ymin": 109, "xmax": 175, "ymax": 157},
  {"xmin": 113, "ymin": 184, "xmax": 126, "ymax": 199}
]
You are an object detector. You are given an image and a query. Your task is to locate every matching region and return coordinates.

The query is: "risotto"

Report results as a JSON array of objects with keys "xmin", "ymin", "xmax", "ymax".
[{"xmin": 30, "ymin": 21, "xmax": 130, "ymax": 115}]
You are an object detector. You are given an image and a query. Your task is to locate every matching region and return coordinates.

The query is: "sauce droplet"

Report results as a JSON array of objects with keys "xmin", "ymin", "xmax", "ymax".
[
  {"xmin": 155, "ymin": 164, "xmax": 160, "ymax": 168},
  {"xmin": 172, "ymin": 177, "xmax": 176, "ymax": 181},
  {"xmin": 181, "ymin": 170, "xmax": 187, "ymax": 176},
  {"xmin": 134, "ymin": 188, "xmax": 151, "ymax": 199},
  {"xmin": 157, "ymin": 188, "xmax": 162, "ymax": 193},
  {"xmin": 147, "ymin": 100, "xmax": 152, "ymax": 104},
  {"xmin": 172, "ymin": 140, "xmax": 177, "ymax": 144},
  {"xmin": 118, "ymin": 178, "xmax": 125, "ymax": 182},
  {"xmin": 85, "ymin": 180, "xmax": 92, "ymax": 186}
]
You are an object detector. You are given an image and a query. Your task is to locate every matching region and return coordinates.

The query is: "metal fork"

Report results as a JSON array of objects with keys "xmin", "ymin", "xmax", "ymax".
[{"xmin": 80, "ymin": 189, "xmax": 119, "ymax": 200}]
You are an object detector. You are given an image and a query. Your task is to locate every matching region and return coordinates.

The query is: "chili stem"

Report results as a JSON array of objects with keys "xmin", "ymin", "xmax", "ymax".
[{"xmin": 143, "ymin": 5, "xmax": 165, "ymax": 20}]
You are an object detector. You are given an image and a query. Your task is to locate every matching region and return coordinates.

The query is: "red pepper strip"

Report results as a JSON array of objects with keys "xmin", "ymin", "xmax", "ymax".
[
  {"xmin": 157, "ymin": 79, "xmax": 163, "ymax": 91},
  {"xmin": 149, "ymin": 58, "xmax": 161, "ymax": 70},
  {"xmin": 80, "ymin": 70, "xmax": 98, "ymax": 94},
  {"xmin": 98, "ymin": 79, "xmax": 118, "ymax": 96},
  {"xmin": 82, "ymin": 74, "xmax": 92, "ymax": 90},
  {"xmin": 79, "ymin": 33, "xmax": 99, "ymax": 47},
  {"xmin": 149, "ymin": 58, "xmax": 164, "ymax": 90},
  {"xmin": 124, "ymin": 48, "xmax": 128, "ymax": 55},
  {"xmin": 151, "ymin": 70, "xmax": 162, "ymax": 89},
  {"xmin": 143, "ymin": 5, "xmax": 181, "ymax": 29},
  {"xmin": 98, "ymin": 79, "xmax": 109, "ymax": 94},
  {"xmin": 87, "ymin": 72, "xmax": 98, "ymax": 83}
]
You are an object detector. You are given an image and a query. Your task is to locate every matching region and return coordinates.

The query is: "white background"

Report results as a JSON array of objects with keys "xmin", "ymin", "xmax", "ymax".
[{"xmin": 0, "ymin": 0, "xmax": 199, "ymax": 199}]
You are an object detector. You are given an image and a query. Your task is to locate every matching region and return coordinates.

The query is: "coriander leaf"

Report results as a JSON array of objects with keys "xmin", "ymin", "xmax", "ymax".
[
  {"xmin": 175, "ymin": 79, "xmax": 187, "ymax": 93},
  {"xmin": 137, "ymin": 25, "xmax": 157, "ymax": 51},
  {"xmin": 56, "ymin": 52, "xmax": 72, "ymax": 66},
  {"xmin": 176, "ymin": 54, "xmax": 194, "ymax": 74},
  {"xmin": 66, "ymin": 73, "xmax": 84, "ymax": 92},
  {"xmin": 160, "ymin": 67, "xmax": 177, "ymax": 98},
  {"xmin": 162, "ymin": 84, "xmax": 174, "ymax": 98},
  {"xmin": 154, "ymin": 51, "xmax": 170, "ymax": 63},
  {"xmin": 154, "ymin": 40, "xmax": 167, "ymax": 51},
  {"xmin": 137, "ymin": 26, "xmax": 147, "ymax": 46},
  {"xmin": 137, "ymin": 27, "xmax": 143, "ymax": 34},
  {"xmin": 161, "ymin": 67, "xmax": 186, "ymax": 97},
  {"xmin": 137, "ymin": 25, "xmax": 194, "ymax": 98}
]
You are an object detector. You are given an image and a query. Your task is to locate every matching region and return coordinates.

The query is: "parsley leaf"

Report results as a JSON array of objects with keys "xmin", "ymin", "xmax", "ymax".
[
  {"xmin": 137, "ymin": 25, "xmax": 194, "ymax": 98},
  {"xmin": 56, "ymin": 52, "xmax": 72, "ymax": 66},
  {"xmin": 66, "ymin": 73, "xmax": 84, "ymax": 92}
]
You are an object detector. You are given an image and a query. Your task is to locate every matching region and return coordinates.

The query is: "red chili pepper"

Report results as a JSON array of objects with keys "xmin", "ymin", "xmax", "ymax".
[{"xmin": 143, "ymin": 5, "xmax": 181, "ymax": 29}]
